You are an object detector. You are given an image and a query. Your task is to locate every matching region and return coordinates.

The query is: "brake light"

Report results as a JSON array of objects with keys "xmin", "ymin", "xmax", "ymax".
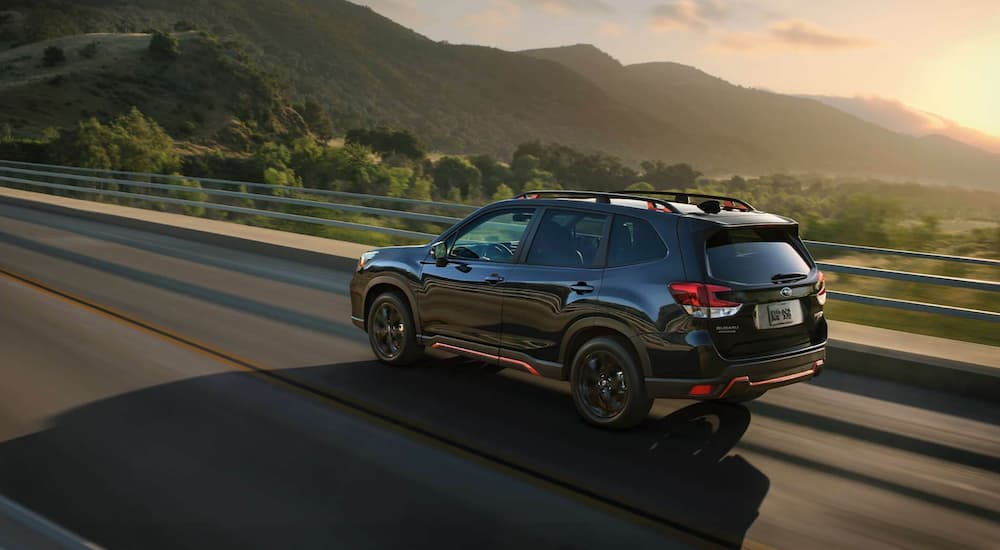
[
  {"xmin": 688, "ymin": 384, "xmax": 716, "ymax": 396},
  {"xmin": 668, "ymin": 282, "xmax": 742, "ymax": 318},
  {"xmin": 816, "ymin": 271, "xmax": 827, "ymax": 305}
]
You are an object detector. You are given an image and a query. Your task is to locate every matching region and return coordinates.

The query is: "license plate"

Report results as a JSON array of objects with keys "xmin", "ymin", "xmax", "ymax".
[{"xmin": 755, "ymin": 300, "xmax": 803, "ymax": 330}]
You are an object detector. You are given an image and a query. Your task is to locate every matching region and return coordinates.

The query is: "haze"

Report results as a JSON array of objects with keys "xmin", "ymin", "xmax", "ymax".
[{"xmin": 368, "ymin": 0, "xmax": 1000, "ymax": 139}]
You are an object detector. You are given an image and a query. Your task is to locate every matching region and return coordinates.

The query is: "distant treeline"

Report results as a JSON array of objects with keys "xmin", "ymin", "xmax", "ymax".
[{"xmin": 1, "ymin": 108, "xmax": 997, "ymax": 258}]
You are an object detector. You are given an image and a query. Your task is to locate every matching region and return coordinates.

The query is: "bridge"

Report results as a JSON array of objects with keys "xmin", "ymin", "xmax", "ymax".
[{"xmin": 0, "ymin": 164, "xmax": 997, "ymax": 549}]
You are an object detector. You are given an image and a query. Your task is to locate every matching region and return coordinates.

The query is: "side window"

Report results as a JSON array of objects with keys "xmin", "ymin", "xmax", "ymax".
[
  {"xmin": 449, "ymin": 208, "xmax": 534, "ymax": 263},
  {"xmin": 525, "ymin": 209, "xmax": 608, "ymax": 268},
  {"xmin": 607, "ymin": 215, "xmax": 667, "ymax": 267}
]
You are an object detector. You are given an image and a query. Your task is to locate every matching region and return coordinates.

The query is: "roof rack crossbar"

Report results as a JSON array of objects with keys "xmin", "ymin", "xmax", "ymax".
[
  {"xmin": 515, "ymin": 190, "xmax": 681, "ymax": 213},
  {"xmin": 612, "ymin": 190, "xmax": 755, "ymax": 211}
]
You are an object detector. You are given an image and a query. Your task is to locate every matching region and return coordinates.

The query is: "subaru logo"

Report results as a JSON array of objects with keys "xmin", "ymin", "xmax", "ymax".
[{"xmin": 780, "ymin": 287, "xmax": 792, "ymax": 298}]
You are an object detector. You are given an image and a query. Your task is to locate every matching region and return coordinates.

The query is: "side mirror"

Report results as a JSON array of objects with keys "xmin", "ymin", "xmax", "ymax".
[{"xmin": 432, "ymin": 242, "xmax": 448, "ymax": 266}]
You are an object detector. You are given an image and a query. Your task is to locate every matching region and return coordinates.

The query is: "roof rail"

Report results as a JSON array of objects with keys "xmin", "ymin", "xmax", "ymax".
[
  {"xmin": 516, "ymin": 190, "xmax": 681, "ymax": 213},
  {"xmin": 612, "ymin": 190, "xmax": 755, "ymax": 212}
]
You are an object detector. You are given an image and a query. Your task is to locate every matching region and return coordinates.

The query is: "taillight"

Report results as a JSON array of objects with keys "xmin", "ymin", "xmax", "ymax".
[
  {"xmin": 668, "ymin": 282, "xmax": 742, "ymax": 318},
  {"xmin": 816, "ymin": 271, "xmax": 827, "ymax": 306}
]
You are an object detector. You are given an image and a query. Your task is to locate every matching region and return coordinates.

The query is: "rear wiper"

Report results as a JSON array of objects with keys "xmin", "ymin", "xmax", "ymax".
[{"xmin": 771, "ymin": 272, "xmax": 808, "ymax": 283}]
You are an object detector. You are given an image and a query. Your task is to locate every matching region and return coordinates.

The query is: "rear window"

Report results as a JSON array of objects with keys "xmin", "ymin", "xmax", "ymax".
[
  {"xmin": 607, "ymin": 215, "xmax": 667, "ymax": 267},
  {"xmin": 706, "ymin": 228, "xmax": 811, "ymax": 285}
]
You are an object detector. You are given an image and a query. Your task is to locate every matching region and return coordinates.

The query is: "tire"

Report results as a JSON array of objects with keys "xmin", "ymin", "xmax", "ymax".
[
  {"xmin": 570, "ymin": 336, "xmax": 652, "ymax": 430},
  {"xmin": 367, "ymin": 292, "xmax": 423, "ymax": 366}
]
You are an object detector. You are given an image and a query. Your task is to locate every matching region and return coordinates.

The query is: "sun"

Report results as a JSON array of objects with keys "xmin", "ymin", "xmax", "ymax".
[{"xmin": 909, "ymin": 35, "xmax": 1000, "ymax": 136}]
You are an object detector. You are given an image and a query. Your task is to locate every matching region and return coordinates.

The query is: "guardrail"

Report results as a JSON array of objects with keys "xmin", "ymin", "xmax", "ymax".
[{"xmin": 0, "ymin": 159, "xmax": 996, "ymax": 322}]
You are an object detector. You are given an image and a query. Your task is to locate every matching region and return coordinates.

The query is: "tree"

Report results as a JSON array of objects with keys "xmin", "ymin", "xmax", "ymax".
[
  {"xmin": 433, "ymin": 156, "xmax": 481, "ymax": 201},
  {"xmin": 640, "ymin": 161, "xmax": 702, "ymax": 188},
  {"xmin": 149, "ymin": 31, "xmax": 180, "ymax": 61},
  {"xmin": 491, "ymin": 183, "xmax": 514, "ymax": 201},
  {"xmin": 470, "ymin": 154, "xmax": 510, "ymax": 198},
  {"xmin": 383, "ymin": 167, "xmax": 414, "ymax": 198},
  {"xmin": 345, "ymin": 127, "xmax": 425, "ymax": 160},
  {"xmin": 42, "ymin": 46, "xmax": 66, "ymax": 67},
  {"xmin": 54, "ymin": 107, "xmax": 180, "ymax": 173},
  {"xmin": 408, "ymin": 177, "xmax": 433, "ymax": 201},
  {"xmin": 297, "ymin": 100, "xmax": 334, "ymax": 140},
  {"xmin": 329, "ymin": 143, "xmax": 380, "ymax": 191}
]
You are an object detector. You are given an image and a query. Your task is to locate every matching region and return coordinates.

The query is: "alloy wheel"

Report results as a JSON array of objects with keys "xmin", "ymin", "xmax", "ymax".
[
  {"xmin": 577, "ymin": 350, "xmax": 629, "ymax": 419},
  {"xmin": 372, "ymin": 302, "xmax": 405, "ymax": 359}
]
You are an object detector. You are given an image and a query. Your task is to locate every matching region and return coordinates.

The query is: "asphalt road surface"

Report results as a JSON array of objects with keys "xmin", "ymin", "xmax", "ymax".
[{"xmin": 0, "ymin": 202, "xmax": 997, "ymax": 549}]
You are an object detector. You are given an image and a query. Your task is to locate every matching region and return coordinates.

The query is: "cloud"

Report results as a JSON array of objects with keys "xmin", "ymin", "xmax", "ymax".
[
  {"xmin": 598, "ymin": 22, "xmax": 624, "ymax": 37},
  {"xmin": 513, "ymin": 0, "xmax": 614, "ymax": 16},
  {"xmin": 718, "ymin": 20, "xmax": 877, "ymax": 51},
  {"xmin": 649, "ymin": 0, "xmax": 729, "ymax": 31},
  {"xmin": 462, "ymin": 1, "xmax": 521, "ymax": 29}
]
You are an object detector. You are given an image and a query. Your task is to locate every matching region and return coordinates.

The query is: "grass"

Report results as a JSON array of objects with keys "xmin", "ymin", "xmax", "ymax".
[{"xmin": 824, "ymin": 301, "xmax": 998, "ymax": 347}]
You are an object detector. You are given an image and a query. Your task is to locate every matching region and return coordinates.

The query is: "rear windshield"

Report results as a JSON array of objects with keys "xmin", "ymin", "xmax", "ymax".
[{"xmin": 706, "ymin": 228, "xmax": 811, "ymax": 285}]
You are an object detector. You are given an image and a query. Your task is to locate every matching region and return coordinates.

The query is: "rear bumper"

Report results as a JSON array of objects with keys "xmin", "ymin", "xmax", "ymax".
[{"xmin": 644, "ymin": 343, "xmax": 826, "ymax": 399}]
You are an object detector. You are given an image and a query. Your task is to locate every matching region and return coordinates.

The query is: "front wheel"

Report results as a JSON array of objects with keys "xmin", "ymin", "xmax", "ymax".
[
  {"xmin": 367, "ymin": 292, "xmax": 423, "ymax": 366},
  {"xmin": 570, "ymin": 337, "xmax": 652, "ymax": 430}
]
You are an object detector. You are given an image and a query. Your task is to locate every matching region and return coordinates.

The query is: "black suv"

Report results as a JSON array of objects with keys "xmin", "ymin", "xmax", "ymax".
[{"xmin": 350, "ymin": 190, "xmax": 827, "ymax": 429}]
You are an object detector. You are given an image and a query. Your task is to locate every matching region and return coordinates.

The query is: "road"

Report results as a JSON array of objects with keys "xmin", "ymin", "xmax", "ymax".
[{"xmin": 0, "ymin": 202, "xmax": 997, "ymax": 549}]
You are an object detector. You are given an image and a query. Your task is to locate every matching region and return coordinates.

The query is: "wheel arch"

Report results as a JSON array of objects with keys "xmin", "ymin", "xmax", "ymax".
[
  {"xmin": 560, "ymin": 317, "xmax": 652, "ymax": 379},
  {"xmin": 363, "ymin": 275, "xmax": 422, "ymax": 332}
]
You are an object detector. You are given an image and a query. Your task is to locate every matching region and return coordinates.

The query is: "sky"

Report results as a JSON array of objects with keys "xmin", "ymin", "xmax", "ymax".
[{"xmin": 362, "ymin": 0, "xmax": 1000, "ymax": 137}]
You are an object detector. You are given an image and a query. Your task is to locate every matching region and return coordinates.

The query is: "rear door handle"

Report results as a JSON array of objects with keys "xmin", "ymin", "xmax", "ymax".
[
  {"xmin": 484, "ymin": 273, "xmax": 504, "ymax": 284},
  {"xmin": 570, "ymin": 283, "xmax": 595, "ymax": 294}
]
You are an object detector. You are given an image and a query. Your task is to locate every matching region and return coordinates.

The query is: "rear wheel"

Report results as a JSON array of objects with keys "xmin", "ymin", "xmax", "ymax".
[
  {"xmin": 367, "ymin": 292, "xmax": 422, "ymax": 366},
  {"xmin": 570, "ymin": 337, "xmax": 652, "ymax": 430}
]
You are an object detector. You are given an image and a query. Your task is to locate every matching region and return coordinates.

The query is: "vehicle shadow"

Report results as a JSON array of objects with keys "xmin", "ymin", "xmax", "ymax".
[
  {"xmin": 284, "ymin": 357, "xmax": 770, "ymax": 546},
  {"xmin": 7, "ymin": 369, "xmax": 683, "ymax": 550},
  {"xmin": 0, "ymin": 357, "xmax": 768, "ymax": 548}
]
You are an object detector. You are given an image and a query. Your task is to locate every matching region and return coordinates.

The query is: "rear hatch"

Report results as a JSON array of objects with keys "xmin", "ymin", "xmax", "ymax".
[{"xmin": 698, "ymin": 225, "xmax": 824, "ymax": 359}]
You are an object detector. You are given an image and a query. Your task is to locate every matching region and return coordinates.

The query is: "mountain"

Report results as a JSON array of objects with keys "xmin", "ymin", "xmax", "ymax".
[
  {"xmin": 1, "ymin": 1, "xmax": 998, "ymax": 188},
  {"xmin": 522, "ymin": 44, "xmax": 1000, "ymax": 187},
  {"xmin": 799, "ymin": 95, "xmax": 1000, "ymax": 155},
  {"xmin": 1, "ymin": 0, "xmax": 700, "ymax": 162}
]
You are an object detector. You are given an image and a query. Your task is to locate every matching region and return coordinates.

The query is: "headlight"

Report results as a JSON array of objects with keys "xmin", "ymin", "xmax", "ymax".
[{"xmin": 357, "ymin": 251, "xmax": 378, "ymax": 271}]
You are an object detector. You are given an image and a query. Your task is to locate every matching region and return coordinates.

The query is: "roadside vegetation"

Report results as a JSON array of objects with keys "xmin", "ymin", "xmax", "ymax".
[{"xmin": 3, "ymin": 112, "xmax": 996, "ymax": 344}]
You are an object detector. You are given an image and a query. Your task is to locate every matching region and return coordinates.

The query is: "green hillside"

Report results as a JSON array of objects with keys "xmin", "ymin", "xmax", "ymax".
[
  {"xmin": 0, "ymin": 0, "xmax": 998, "ymax": 187},
  {"xmin": 0, "ymin": 29, "xmax": 305, "ymax": 153}
]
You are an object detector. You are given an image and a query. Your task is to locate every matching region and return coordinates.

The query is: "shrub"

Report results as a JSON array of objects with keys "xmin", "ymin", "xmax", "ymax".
[
  {"xmin": 168, "ymin": 177, "xmax": 208, "ymax": 216},
  {"xmin": 53, "ymin": 107, "xmax": 180, "ymax": 173},
  {"xmin": 42, "ymin": 46, "xmax": 66, "ymax": 67},
  {"xmin": 149, "ymin": 31, "xmax": 180, "ymax": 61},
  {"xmin": 79, "ymin": 41, "xmax": 100, "ymax": 59},
  {"xmin": 491, "ymin": 183, "xmax": 514, "ymax": 201}
]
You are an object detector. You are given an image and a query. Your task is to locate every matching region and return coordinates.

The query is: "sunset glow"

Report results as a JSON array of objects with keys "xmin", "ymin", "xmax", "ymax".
[
  {"xmin": 910, "ymin": 35, "xmax": 1000, "ymax": 136},
  {"xmin": 367, "ymin": 0, "xmax": 1000, "ymax": 141}
]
